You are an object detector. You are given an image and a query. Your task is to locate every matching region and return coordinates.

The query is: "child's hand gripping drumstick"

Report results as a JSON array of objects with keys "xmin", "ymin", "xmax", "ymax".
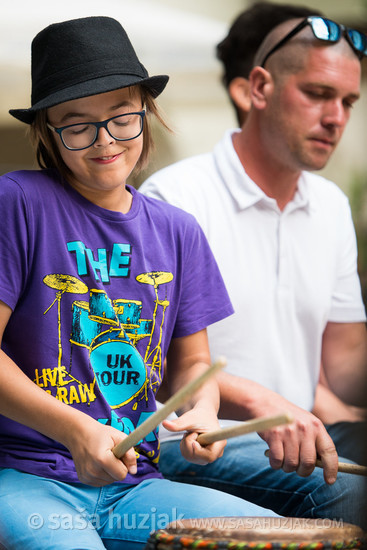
[{"xmin": 112, "ymin": 357, "xmax": 227, "ymax": 459}]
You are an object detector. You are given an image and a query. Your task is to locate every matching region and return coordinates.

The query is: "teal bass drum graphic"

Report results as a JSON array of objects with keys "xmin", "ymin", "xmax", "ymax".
[{"xmin": 90, "ymin": 328, "xmax": 147, "ymax": 408}]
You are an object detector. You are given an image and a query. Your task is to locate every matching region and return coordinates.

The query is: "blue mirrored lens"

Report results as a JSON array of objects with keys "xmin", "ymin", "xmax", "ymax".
[
  {"xmin": 347, "ymin": 29, "xmax": 367, "ymax": 54},
  {"xmin": 311, "ymin": 18, "xmax": 340, "ymax": 41}
]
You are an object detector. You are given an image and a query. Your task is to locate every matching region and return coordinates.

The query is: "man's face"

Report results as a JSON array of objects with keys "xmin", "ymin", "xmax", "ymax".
[{"xmin": 261, "ymin": 43, "xmax": 361, "ymax": 173}]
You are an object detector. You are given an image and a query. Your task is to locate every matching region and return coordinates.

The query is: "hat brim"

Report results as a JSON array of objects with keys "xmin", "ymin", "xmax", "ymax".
[{"xmin": 9, "ymin": 73, "xmax": 169, "ymax": 124}]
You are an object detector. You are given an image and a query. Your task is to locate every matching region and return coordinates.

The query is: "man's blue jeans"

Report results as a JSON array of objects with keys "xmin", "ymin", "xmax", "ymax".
[
  {"xmin": 326, "ymin": 421, "xmax": 367, "ymax": 467},
  {"xmin": 159, "ymin": 430, "xmax": 367, "ymax": 531}
]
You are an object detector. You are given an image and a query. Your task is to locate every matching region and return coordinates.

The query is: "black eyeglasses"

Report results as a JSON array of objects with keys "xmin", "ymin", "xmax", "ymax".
[
  {"xmin": 260, "ymin": 16, "xmax": 367, "ymax": 68},
  {"xmin": 47, "ymin": 110, "xmax": 145, "ymax": 151}
]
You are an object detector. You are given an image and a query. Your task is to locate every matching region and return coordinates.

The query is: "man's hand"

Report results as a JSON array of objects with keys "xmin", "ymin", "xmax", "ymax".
[
  {"xmin": 217, "ymin": 372, "xmax": 339, "ymax": 484},
  {"xmin": 252, "ymin": 394, "xmax": 338, "ymax": 484}
]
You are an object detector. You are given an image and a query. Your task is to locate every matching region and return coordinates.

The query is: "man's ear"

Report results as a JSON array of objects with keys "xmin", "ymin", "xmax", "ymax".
[
  {"xmin": 249, "ymin": 66, "xmax": 274, "ymax": 109},
  {"xmin": 228, "ymin": 77, "xmax": 252, "ymax": 115}
]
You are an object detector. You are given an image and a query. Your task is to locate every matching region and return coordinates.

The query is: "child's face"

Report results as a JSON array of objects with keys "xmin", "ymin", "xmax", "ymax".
[{"xmin": 47, "ymin": 87, "xmax": 144, "ymax": 207}]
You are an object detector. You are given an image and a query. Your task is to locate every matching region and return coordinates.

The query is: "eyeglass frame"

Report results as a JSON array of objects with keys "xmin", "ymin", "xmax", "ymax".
[
  {"xmin": 260, "ymin": 16, "xmax": 367, "ymax": 68},
  {"xmin": 47, "ymin": 110, "xmax": 146, "ymax": 151}
]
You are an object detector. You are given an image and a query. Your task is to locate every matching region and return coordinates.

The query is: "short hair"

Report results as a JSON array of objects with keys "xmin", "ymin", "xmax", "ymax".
[{"xmin": 216, "ymin": 2, "xmax": 322, "ymax": 87}]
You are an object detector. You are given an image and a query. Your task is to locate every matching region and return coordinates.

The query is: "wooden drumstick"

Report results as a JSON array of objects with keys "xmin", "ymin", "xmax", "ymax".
[
  {"xmin": 264, "ymin": 449, "xmax": 367, "ymax": 476},
  {"xmin": 196, "ymin": 413, "xmax": 293, "ymax": 446},
  {"xmin": 112, "ymin": 357, "xmax": 226, "ymax": 459}
]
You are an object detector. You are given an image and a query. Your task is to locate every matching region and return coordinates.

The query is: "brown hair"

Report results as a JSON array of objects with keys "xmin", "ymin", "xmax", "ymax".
[{"xmin": 29, "ymin": 86, "xmax": 170, "ymax": 182}]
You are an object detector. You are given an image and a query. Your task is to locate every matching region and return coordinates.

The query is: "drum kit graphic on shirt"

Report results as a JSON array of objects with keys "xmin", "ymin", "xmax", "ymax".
[{"xmin": 41, "ymin": 271, "xmax": 173, "ymax": 410}]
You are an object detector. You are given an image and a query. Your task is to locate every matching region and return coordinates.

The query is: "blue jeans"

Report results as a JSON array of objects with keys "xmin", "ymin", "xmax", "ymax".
[
  {"xmin": 0, "ymin": 468, "xmax": 277, "ymax": 550},
  {"xmin": 159, "ymin": 431, "xmax": 367, "ymax": 531},
  {"xmin": 326, "ymin": 421, "xmax": 367, "ymax": 466}
]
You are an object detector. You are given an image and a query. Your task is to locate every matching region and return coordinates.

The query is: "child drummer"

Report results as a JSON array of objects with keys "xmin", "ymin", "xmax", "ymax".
[{"xmin": 0, "ymin": 15, "xmax": 276, "ymax": 550}]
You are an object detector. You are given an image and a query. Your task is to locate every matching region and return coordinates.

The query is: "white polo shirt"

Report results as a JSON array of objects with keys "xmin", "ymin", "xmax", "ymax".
[{"xmin": 140, "ymin": 129, "xmax": 366, "ymax": 412}]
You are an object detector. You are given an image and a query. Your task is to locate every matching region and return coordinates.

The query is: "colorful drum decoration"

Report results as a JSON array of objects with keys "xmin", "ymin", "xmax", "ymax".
[
  {"xmin": 69, "ymin": 300, "xmax": 103, "ymax": 348},
  {"xmin": 145, "ymin": 517, "xmax": 366, "ymax": 550},
  {"xmin": 113, "ymin": 298, "xmax": 143, "ymax": 329},
  {"xmin": 126, "ymin": 318, "xmax": 153, "ymax": 343},
  {"xmin": 89, "ymin": 289, "xmax": 119, "ymax": 326}
]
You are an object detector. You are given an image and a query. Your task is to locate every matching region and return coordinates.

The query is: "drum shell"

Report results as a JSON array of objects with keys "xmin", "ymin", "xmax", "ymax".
[
  {"xmin": 89, "ymin": 289, "xmax": 119, "ymax": 326},
  {"xmin": 126, "ymin": 318, "xmax": 153, "ymax": 341},
  {"xmin": 70, "ymin": 300, "xmax": 103, "ymax": 347},
  {"xmin": 113, "ymin": 299, "xmax": 143, "ymax": 329},
  {"xmin": 145, "ymin": 516, "xmax": 367, "ymax": 550}
]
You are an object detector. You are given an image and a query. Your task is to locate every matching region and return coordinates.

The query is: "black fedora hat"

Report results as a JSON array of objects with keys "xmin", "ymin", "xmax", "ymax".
[{"xmin": 9, "ymin": 16, "xmax": 169, "ymax": 124}]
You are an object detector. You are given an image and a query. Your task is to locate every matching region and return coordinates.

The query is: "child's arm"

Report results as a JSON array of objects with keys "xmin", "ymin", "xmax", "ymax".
[
  {"xmin": 162, "ymin": 328, "xmax": 226, "ymax": 464},
  {"xmin": 0, "ymin": 300, "xmax": 137, "ymax": 486}
]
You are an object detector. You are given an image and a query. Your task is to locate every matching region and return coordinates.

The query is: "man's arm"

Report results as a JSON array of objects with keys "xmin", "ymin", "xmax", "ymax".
[
  {"xmin": 312, "ymin": 364, "xmax": 366, "ymax": 424},
  {"xmin": 217, "ymin": 370, "xmax": 339, "ymax": 484},
  {"xmin": 321, "ymin": 321, "xmax": 367, "ymax": 406}
]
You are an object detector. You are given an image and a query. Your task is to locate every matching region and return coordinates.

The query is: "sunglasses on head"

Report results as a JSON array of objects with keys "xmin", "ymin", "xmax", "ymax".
[{"xmin": 260, "ymin": 15, "xmax": 367, "ymax": 68}]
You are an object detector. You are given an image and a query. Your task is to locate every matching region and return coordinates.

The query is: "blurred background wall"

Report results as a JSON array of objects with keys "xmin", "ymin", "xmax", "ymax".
[{"xmin": 1, "ymin": 0, "xmax": 366, "ymax": 294}]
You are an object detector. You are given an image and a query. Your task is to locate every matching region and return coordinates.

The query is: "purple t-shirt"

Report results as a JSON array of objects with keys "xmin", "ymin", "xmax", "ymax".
[{"xmin": 0, "ymin": 169, "xmax": 233, "ymax": 484}]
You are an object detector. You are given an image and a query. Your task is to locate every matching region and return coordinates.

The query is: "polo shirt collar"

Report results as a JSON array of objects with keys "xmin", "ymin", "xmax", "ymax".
[{"xmin": 214, "ymin": 129, "xmax": 312, "ymax": 214}]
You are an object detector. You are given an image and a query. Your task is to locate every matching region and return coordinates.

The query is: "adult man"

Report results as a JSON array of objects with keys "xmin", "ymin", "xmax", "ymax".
[
  {"xmin": 140, "ymin": 12, "xmax": 367, "ymax": 528},
  {"xmin": 218, "ymin": 2, "xmax": 367, "ymax": 453}
]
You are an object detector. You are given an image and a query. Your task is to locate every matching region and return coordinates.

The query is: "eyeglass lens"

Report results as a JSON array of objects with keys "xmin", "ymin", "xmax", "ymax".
[
  {"xmin": 311, "ymin": 18, "xmax": 339, "ymax": 41},
  {"xmin": 61, "ymin": 113, "xmax": 143, "ymax": 149},
  {"xmin": 310, "ymin": 17, "xmax": 366, "ymax": 56},
  {"xmin": 347, "ymin": 29, "xmax": 367, "ymax": 53},
  {"xmin": 261, "ymin": 16, "xmax": 367, "ymax": 67}
]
